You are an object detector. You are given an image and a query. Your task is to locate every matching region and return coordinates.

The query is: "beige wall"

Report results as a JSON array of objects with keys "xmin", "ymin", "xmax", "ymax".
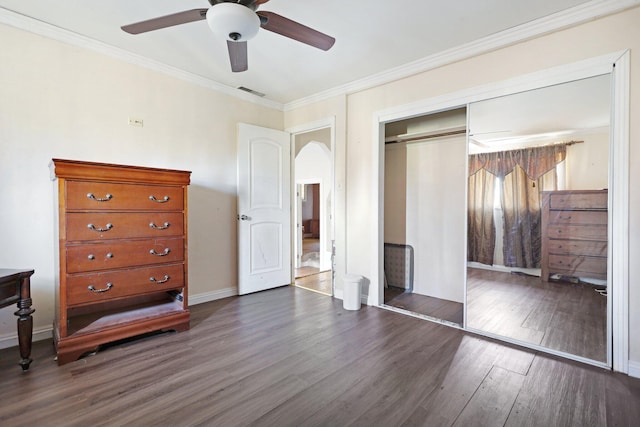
[
  {"xmin": 565, "ymin": 131, "xmax": 610, "ymax": 190},
  {"xmin": 286, "ymin": 6, "xmax": 640, "ymax": 367},
  {"xmin": 0, "ymin": 24, "xmax": 283, "ymax": 344},
  {"xmin": 383, "ymin": 143, "xmax": 407, "ymax": 245}
]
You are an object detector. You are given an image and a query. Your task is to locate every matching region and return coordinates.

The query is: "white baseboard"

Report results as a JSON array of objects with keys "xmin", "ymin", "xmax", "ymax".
[
  {"xmin": 628, "ymin": 360, "xmax": 640, "ymax": 378},
  {"xmin": 0, "ymin": 326, "xmax": 52, "ymax": 350},
  {"xmin": 189, "ymin": 287, "xmax": 237, "ymax": 305}
]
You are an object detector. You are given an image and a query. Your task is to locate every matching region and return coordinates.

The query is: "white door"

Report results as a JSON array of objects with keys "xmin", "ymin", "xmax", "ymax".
[{"xmin": 237, "ymin": 123, "xmax": 291, "ymax": 295}]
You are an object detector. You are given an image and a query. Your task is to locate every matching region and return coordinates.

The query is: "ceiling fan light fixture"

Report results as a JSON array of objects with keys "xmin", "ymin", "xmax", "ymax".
[{"xmin": 206, "ymin": 3, "xmax": 260, "ymax": 42}]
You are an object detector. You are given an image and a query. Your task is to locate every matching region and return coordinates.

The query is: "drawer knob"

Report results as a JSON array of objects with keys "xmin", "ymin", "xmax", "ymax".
[
  {"xmin": 149, "ymin": 222, "xmax": 171, "ymax": 230},
  {"xmin": 149, "ymin": 195, "xmax": 170, "ymax": 203},
  {"xmin": 86, "ymin": 193, "xmax": 113, "ymax": 202},
  {"xmin": 88, "ymin": 282, "xmax": 113, "ymax": 293},
  {"xmin": 85, "ymin": 252, "xmax": 114, "ymax": 261},
  {"xmin": 150, "ymin": 248, "xmax": 171, "ymax": 256},
  {"xmin": 87, "ymin": 223, "xmax": 113, "ymax": 232},
  {"xmin": 150, "ymin": 275, "xmax": 171, "ymax": 284}
]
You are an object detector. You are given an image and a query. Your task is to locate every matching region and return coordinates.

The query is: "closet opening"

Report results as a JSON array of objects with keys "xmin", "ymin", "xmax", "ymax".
[{"xmin": 382, "ymin": 108, "xmax": 467, "ymax": 326}]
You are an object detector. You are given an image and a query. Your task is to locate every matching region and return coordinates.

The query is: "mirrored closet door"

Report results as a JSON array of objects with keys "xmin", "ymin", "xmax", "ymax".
[{"xmin": 465, "ymin": 74, "xmax": 611, "ymax": 363}]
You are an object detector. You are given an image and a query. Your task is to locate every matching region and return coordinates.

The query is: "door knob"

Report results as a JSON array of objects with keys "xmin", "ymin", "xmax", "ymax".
[{"xmin": 239, "ymin": 214, "xmax": 250, "ymax": 221}]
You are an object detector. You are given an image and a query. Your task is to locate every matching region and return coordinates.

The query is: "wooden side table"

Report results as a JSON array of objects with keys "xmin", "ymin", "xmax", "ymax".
[{"xmin": 0, "ymin": 269, "xmax": 35, "ymax": 371}]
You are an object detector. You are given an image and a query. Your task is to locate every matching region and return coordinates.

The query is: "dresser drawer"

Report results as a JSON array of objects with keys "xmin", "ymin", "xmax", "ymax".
[
  {"xmin": 547, "ymin": 240, "xmax": 607, "ymax": 257},
  {"xmin": 66, "ymin": 212, "xmax": 184, "ymax": 241},
  {"xmin": 66, "ymin": 237, "xmax": 184, "ymax": 273},
  {"xmin": 66, "ymin": 181, "xmax": 183, "ymax": 211},
  {"xmin": 549, "ymin": 192, "xmax": 607, "ymax": 210},
  {"xmin": 66, "ymin": 264, "xmax": 184, "ymax": 306},
  {"xmin": 547, "ymin": 210, "xmax": 607, "ymax": 226},
  {"xmin": 548, "ymin": 254, "xmax": 607, "ymax": 277},
  {"xmin": 547, "ymin": 224, "xmax": 607, "ymax": 241}
]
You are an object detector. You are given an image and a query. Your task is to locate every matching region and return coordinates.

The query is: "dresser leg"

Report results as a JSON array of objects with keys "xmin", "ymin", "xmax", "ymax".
[
  {"xmin": 15, "ymin": 274, "xmax": 35, "ymax": 371},
  {"xmin": 15, "ymin": 301, "xmax": 35, "ymax": 370}
]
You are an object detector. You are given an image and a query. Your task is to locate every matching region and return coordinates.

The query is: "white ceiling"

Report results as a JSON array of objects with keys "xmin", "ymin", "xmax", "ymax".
[
  {"xmin": 0, "ymin": 0, "xmax": 611, "ymax": 104},
  {"xmin": 468, "ymin": 74, "xmax": 611, "ymax": 150}
]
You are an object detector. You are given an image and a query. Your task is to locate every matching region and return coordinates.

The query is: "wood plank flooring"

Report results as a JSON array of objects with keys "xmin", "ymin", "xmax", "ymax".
[
  {"xmin": 1, "ymin": 286, "xmax": 638, "ymax": 426},
  {"xmin": 295, "ymin": 270, "xmax": 332, "ymax": 295},
  {"xmin": 384, "ymin": 287, "xmax": 464, "ymax": 325},
  {"xmin": 467, "ymin": 268, "xmax": 607, "ymax": 362},
  {"xmin": 294, "ymin": 266, "xmax": 320, "ymax": 278}
]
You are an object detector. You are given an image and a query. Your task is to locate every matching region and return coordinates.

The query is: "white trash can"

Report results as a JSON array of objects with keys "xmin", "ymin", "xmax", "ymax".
[{"xmin": 343, "ymin": 274, "xmax": 363, "ymax": 310}]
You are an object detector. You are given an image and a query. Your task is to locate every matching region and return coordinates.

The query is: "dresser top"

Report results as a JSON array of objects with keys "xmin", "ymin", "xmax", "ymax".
[
  {"xmin": 50, "ymin": 159, "xmax": 191, "ymax": 185},
  {"xmin": 0, "ymin": 269, "xmax": 34, "ymax": 282},
  {"xmin": 540, "ymin": 189, "xmax": 607, "ymax": 195}
]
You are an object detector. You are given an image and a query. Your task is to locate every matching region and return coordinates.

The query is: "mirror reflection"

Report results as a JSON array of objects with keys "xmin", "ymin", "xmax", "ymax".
[{"xmin": 466, "ymin": 75, "xmax": 611, "ymax": 362}]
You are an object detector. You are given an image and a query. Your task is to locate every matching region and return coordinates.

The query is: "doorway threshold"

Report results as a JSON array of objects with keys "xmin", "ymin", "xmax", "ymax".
[
  {"xmin": 379, "ymin": 304, "xmax": 463, "ymax": 329},
  {"xmin": 465, "ymin": 327, "xmax": 611, "ymax": 371}
]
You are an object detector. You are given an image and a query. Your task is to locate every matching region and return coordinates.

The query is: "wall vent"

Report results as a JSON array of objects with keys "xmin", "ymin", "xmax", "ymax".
[{"xmin": 237, "ymin": 86, "xmax": 266, "ymax": 97}]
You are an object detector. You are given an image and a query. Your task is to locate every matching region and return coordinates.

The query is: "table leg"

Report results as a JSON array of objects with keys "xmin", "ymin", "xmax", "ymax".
[{"xmin": 15, "ymin": 275, "xmax": 35, "ymax": 371}]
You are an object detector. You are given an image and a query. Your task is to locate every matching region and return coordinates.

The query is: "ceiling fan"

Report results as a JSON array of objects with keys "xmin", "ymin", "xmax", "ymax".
[{"xmin": 121, "ymin": 0, "xmax": 335, "ymax": 72}]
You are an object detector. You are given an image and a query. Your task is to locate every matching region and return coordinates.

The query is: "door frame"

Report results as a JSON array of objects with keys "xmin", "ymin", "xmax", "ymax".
[
  {"xmin": 287, "ymin": 117, "xmax": 337, "ymax": 294},
  {"xmin": 371, "ymin": 51, "xmax": 630, "ymax": 372}
]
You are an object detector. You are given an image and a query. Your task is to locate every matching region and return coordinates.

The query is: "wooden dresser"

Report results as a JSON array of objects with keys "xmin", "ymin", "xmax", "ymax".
[
  {"xmin": 540, "ymin": 189, "xmax": 608, "ymax": 282},
  {"xmin": 50, "ymin": 159, "xmax": 191, "ymax": 365}
]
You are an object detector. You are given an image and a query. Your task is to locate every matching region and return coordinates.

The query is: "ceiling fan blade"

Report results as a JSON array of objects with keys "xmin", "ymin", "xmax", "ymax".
[
  {"xmin": 122, "ymin": 9, "xmax": 208, "ymax": 34},
  {"xmin": 239, "ymin": 0, "xmax": 269, "ymax": 6},
  {"xmin": 257, "ymin": 11, "xmax": 335, "ymax": 51},
  {"xmin": 227, "ymin": 41, "xmax": 249, "ymax": 72}
]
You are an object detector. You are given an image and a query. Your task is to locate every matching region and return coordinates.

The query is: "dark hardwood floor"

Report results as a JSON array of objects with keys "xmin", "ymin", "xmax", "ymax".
[
  {"xmin": 384, "ymin": 287, "xmax": 464, "ymax": 325},
  {"xmin": 467, "ymin": 268, "xmax": 607, "ymax": 362},
  {"xmin": 1, "ymin": 286, "xmax": 638, "ymax": 426}
]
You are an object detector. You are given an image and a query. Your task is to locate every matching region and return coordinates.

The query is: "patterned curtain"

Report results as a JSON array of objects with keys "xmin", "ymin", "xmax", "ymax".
[
  {"xmin": 501, "ymin": 165, "xmax": 557, "ymax": 268},
  {"xmin": 468, "ymin": 168, "xmax": 496, "ymax": 265},
  {"xmin": 468, "ymin": 144, "xmax": 567, "ymax": 267},
  {"xmin": 468, "ymin": 145, "xmax": 566, "ymax": 180}
]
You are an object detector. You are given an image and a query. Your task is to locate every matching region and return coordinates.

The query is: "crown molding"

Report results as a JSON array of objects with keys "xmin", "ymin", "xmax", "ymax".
[
  {"xmin": 283, "ymin": 0, "xmax": 640, "ymax": 111},
  {"xmin": 0, "ymin": 8, "xmax": 285, "ymax": 111},
  {"xmin": 3, "ymin": 0, "xmax": 638, "ymax": 113}
]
